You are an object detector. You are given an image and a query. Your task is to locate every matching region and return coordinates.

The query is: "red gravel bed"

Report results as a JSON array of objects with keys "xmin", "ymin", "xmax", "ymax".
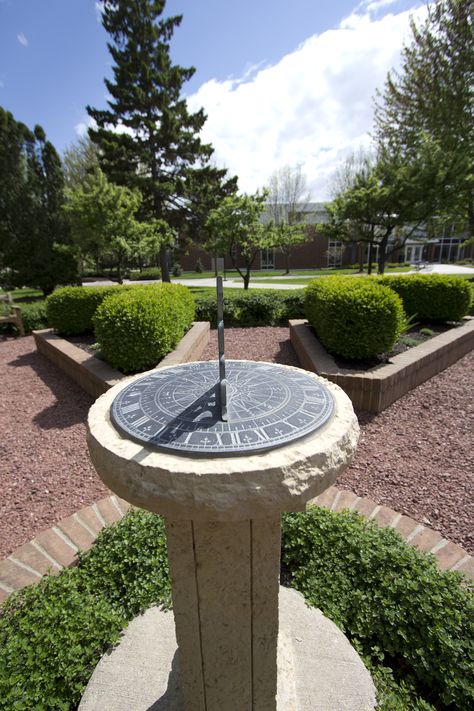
[{"xmin": 0, "ymin": 329, "xmax": 472, "ymax": 560}]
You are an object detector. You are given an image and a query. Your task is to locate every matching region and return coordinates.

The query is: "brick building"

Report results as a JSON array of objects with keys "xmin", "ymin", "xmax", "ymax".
[{"xmin": 177, "ymin": 203, "xmax": 474, "ymax": 272}]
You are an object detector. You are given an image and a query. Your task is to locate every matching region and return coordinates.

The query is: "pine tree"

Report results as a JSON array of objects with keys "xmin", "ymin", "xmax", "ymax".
[
  {"xmin": 87, "ymin": 0, "xmax": 237, "ymax": 281},
  {"xmin": 374, "ymin": 0, "xmax": 474, "ymax": 237}
]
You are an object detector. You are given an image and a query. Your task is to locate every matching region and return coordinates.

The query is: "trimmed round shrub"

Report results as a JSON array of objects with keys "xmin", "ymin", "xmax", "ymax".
[
  {"xmin": 46, "ymin": 285, "xmax": 128, "ymax": 335},
  {"xmin": 378, "ymin": 274, "xmax": 473, "ymax": 322},
  {"xmin": 305, "ymin": 277, "xmax": 404, "ymax": 359},
  {"xmin": 93, "ymin": 283, "xmax": 195, "ymax": 373}
]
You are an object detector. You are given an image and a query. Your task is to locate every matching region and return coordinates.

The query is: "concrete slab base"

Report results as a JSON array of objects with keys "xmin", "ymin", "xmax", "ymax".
[{"xmin": 79, "ymin": 586, "xmax": 376, "ymax": 711}]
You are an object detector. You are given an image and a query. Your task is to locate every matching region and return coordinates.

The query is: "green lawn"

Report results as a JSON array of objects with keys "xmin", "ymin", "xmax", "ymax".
[{"xmin": 0, "ymin": 286, "xmax": 44, "ymax": 301}]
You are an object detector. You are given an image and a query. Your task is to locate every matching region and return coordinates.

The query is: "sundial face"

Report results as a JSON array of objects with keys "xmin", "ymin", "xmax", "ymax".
[{"xmin": 111, "ymin": 360, "xmax": 334, "ymax": 457}]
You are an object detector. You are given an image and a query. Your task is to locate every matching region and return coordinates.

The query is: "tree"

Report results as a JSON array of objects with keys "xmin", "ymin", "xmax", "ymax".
[
  {"xmin": 62, "ymin": 135, "xmax": 100, "ymax": 191},
  {"xmin": 0, "ymin": 108, "xmax": 77, "ymax": 294},
  {"xmin": 87, "ymin": 0, "xmax": 237, "ymax": 283},
  {"xmin": 266, "ymin": 164, "xmax": 312, "ymax": 273},
  {"xmin": 374, "ymin": 0, "xmax": 474, "ymax": 238},
  {"xmin": 205, "ymin": 192, "xmax": 275, "ymax": 290},
  {"xmin": 324, "ymin": 140, "xmax": 448, "ymax": 274},
  {"xmin": 65, "ymin": 168, "xmax": 170, "ymax": 282}
]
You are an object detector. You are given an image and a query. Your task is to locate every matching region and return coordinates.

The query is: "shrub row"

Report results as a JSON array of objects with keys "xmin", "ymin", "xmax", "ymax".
[
  {"xmin": 93, "ymin": 283, "xmax": 195, "ymax": 373},
  {"xmin": 194, "ymin": 289, "xmax": 305, "ymax": 327},
  {"xmin": 1, "ymin": 508, "xmax": 472, "ymax": 709},
  {"xmin": 0, "ymin": 300, "xmax": 49, "ymax": 335},
  {"xmin": 377, "ymin": 274, "xmax": 473, "ymax": 322},
  {"xmin": 129, "ymin": 267, "xmax": 161, "ymax": 281},
  {"xmin": 305, "ymin": 277, "xmax": 404, "ymax": 359}
]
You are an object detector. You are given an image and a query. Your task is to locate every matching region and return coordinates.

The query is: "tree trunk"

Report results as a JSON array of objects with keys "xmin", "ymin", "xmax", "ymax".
[
  {"xmin": 377, "ymin": 234, "xmax": 390, "ymax": 275},
  {"xmin": 367, "ymin": 241, "xmax": 373, "ymax": 275},
  {"xmin": 160, "ymin": 244, "xmax": 170, "ymax": 282},
  {"xmin": 244, "ymin": 270, "xmax": 250, "ymax": 290}
]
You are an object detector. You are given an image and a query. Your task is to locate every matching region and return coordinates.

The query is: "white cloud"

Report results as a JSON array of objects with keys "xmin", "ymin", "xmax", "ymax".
[
  {"xmin": 75, "ymin": 117, "xmax": 97, "ymax": 138},
  {"xmin": 186, "ymin": 3, "xmax": 427, "ymax": 200},
  {"xmin": 17, "ymin": 32, "xmax": 28, "ymax": 47}
]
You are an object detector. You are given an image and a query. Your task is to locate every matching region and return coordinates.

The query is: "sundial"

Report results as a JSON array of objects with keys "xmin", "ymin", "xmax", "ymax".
[{"xmin": 111, "ymin": 277, "xmax": 334, "ymax": 457}]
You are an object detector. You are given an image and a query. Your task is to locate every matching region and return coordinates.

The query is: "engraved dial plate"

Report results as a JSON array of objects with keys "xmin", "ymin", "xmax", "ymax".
[{"xmin": 111, "ymin": 360, "xmax": 334, "ymax": 457}]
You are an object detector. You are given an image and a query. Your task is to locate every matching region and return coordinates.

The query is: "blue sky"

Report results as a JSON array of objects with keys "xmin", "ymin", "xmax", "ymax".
[{"xmin": 0, "ymin": 0, "xmax": 425, "ymax": 198}]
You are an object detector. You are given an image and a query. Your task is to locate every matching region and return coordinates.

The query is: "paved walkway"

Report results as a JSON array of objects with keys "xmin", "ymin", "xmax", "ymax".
[
  {"xmin": 83, "ymin": 263, "xmax": 474, "ymax": 291},
  {"xmin": 1, "ymin": 485, "xmax": 472, "ymax": 604}
]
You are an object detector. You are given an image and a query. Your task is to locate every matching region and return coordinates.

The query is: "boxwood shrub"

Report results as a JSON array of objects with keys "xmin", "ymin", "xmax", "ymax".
[
  {"xmin": 378, "ymin": 274, "xmax": 473, "ymax": 322},
  {"xmin": 305, "ymin": 277, "xmax": 404, "ymax": 359},
  {"xmin": 93, "ymin": 283, "xmax": 195, "ymax": 373},
  {"xmin": 193, "ymin": 289, "xmax": 305, "ymax": 326},
  {"xmin": 46, "ymin": 285, "xmax": 130, "ymax": 335}
]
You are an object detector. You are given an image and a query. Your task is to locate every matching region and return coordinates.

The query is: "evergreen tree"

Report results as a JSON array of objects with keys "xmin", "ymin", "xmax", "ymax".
[
  {"xmin": 0, "ymin": 108, "xmax": 77, "ymax": 294},
  {"xmin": 374, "ymin": 0, "xmax": 474, "ymax": 238},
  {"xmin": 87, "ymin": 0, "xmax": 237, "ymax": 281},
  {"xmin": 63, "ymin": 135, "xmax": 100, "ymax": 191}
]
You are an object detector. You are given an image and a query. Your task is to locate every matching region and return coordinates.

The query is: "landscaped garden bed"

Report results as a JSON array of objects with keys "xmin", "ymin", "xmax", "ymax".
[
  {"xmin": 290, "ymin": 316, "xmax": 474, "ymax": 412},
  {"xmin": 0, "ymin": 507, "xmax": 472, "ymax": 710}
]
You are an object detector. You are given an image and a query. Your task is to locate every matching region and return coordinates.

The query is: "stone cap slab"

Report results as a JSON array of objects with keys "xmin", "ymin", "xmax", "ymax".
[{"xmin": 87, "ymin": 363, "xmax": 359, "ymax": 521}]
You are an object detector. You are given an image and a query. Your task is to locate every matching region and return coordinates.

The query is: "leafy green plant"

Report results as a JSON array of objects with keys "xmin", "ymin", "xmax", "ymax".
[
  {"xmin": 171, "ymin": 262, "xmax": 183, "ymax": 277},
  {"xmin": 305, "ymin": 277, "xmax": 405, "ymax": 359},
  {"xmin": 0, "ymin": 507, "xmax": 472, "ymax": 710},
  {"xmin": 129, "ymin": 267, "xmax": 161, "ymax": 281},
  {"xmin": 195, "ymin": 258, "xmax": 204, "ymax": 273},
  {"xmin": 419, "ymin": 327, "xmax": 435, "ymax": 337},
  {"xmin": 193, "ymin": 289, "xmax": 305, "ymax": 326},
  {"xmin": 93, "ymin": 283, "xmax": 195, "ymax": 372},
  {"xmin": 0, "ymin": 511, "xmax": 170, "ymax": 711},
  {"xmin": 46, "ymin": 285, "xmax": 129, "ymax": 335},
  {"xmin": 281, "ymin": 507, "xmax": 474, "ymax": 709},
  {"xmin": 0, "ymin": 300, "xmax": 49, "ymax": 335},
  {"xmin": 378, "ymin": 274, "xmax": 473, "ymax": 322}
]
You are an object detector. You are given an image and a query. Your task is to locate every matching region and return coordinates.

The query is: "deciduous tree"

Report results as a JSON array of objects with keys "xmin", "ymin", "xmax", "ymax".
[
  {"xmin": 205, "ymin": 192, "xmax": 275, "ymax": 289},
  {"xmin": 0, "ymin": 108, "xmax": 77, "ymax": 294}
]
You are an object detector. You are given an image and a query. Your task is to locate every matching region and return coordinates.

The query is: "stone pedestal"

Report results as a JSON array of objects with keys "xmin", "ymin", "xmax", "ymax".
[
  {"xmin": 87, "ymin": 363, "xmax": 361, "ymax": 711},
  {"xmin": 166, "ymin": 517, "xmax": 280, "ymax": 711}
]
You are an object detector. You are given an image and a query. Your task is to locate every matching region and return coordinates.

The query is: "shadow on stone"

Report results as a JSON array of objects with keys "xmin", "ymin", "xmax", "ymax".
[{"xmin": 146, "ymin": 651, "xmax": 184, "ymax": 711}]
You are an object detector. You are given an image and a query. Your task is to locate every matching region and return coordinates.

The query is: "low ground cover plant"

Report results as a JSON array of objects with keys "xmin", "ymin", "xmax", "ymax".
[
  {"xmin": 0, "ymin": 508, "xmax": 471, "ymax": 710},
  {"xmin": 378, "ymin": 274, "xmax": 473, "ymax": 322},
  {"xmin": 305, "ymin": 277, "xmax": 405, "ymax": 359},
  {"xmin": 194, "ymin": 289, "xmax": 305, "ymax": 326},
  {"xmin": 93, "ymin": 283, "xmax": 195, "ymax": 372}
]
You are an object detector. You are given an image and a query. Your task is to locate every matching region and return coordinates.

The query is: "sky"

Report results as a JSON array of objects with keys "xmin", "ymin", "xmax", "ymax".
[{"xmin": 0, "ymin": 0, "xmax": 427, "ymax": 200}]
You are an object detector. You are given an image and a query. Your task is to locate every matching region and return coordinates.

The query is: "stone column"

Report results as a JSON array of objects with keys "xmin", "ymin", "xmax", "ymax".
[{"xmin": 165, "ymin": 517, "xmax": 280, "ymax": 711}]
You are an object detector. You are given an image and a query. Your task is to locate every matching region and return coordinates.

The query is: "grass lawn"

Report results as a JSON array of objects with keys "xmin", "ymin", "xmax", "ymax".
[
  {"xmin": 0, "ymin": 286, "xmax": 44, "ymax": 301},
  {"xmin": 176, "ymin": 266, "xmax": 413, "ymax": 281}
]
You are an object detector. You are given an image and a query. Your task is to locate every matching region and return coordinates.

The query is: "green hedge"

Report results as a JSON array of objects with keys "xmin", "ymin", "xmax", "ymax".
[
  {"xmin": 378, "ymin": 274, "xmax": 473, "ymax": 322},
  {"xmin": 46, "ymin": 285, "xmax": 130, "ymax": 335},
  {"xmin": 1, "ymin": 508, "xmax": 472, "ymax": 710},
  {"xmin": 194, "ymin": 289, "xmax": 305, "ymax": 326},
  {"xmin": 93, "ymin": 283, "xmax": 195, "ymax": 373},
  {"xmin": 305, "ymin": 277, "xmax": 404, "ymax": 359},
  {"xmin": 129, "ymin": 267, "xmax": 161, "ymax": 281},
  {"xmin": 0, "ymin": 301, "xmax": 49, "ymax": 335}
]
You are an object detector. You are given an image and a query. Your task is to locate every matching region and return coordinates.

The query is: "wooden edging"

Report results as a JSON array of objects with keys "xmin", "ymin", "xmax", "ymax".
[
  {"xmin": 33, "ymin": 322, "xmax": 210, "ymax": 400},
  {"xmin": 1, "ymin": 486, "xmax": 472, "ymax": 604},
  {"xmin": 290, "ymin": 317, "xmax": 474, "ymax": 413}
]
